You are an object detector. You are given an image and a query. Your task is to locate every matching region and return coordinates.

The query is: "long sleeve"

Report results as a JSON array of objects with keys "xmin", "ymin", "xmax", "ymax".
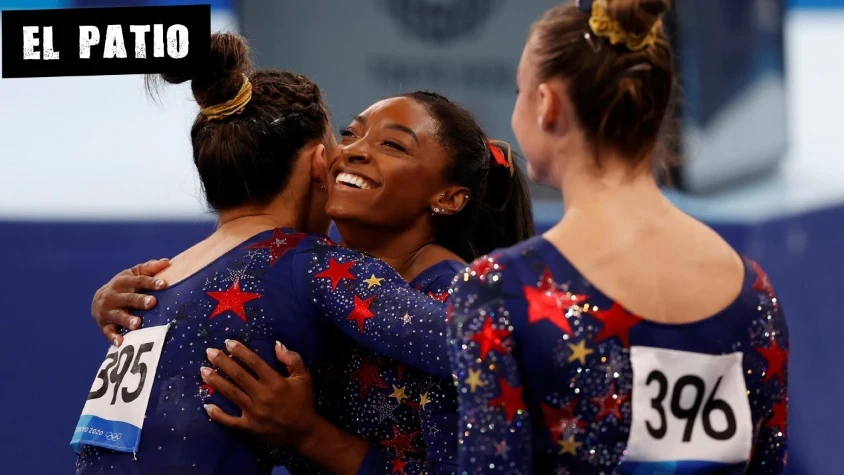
[
  {"xmin": 292, "ymin": 239, "xmax": 451, "ymax": 380},
  {"xmin": 446, "ymin": 264, "xmax": 533, "ymax": 474},
  {"xmin": 748, "ymin": 293, "xmax": 789, "ymax": 473}
]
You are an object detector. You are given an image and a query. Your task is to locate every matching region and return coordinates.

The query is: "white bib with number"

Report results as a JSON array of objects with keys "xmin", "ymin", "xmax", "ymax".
[
  {"xmin": 70, "ymin": 325, "xmax": 169, "ymax": 454},
  {"xmin": 625, "ymin": 346, "xmax": 753, "ymax": 464}
]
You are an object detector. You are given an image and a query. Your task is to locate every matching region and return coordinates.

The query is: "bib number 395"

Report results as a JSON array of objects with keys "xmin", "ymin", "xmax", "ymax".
[
  {"xmin": 70, "ymin": 325, "xmax": 169, "ymax": 454},
  {"xmin": 626, "ymin": 347, "xmax": 753, "ymax": 464}
]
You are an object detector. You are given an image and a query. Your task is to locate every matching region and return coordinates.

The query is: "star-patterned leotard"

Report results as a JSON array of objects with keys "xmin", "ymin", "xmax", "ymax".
[
  {"xmin": 447, "ymin": 236, "xmax": 788, "ymax": 474},
  {"xmin": 326, "ymin": 259, "xmax": 463, "ymax": 475},
  {"xmin": 75, "ymin": 229, "xmax": 453, "ymax": 475}
]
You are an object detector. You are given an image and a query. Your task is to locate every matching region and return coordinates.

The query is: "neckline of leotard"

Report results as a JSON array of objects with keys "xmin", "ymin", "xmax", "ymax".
[
  {"xmin": 151, "ymin": 227, "xmax": 302, "ymax": 294},
  {"xmin": 533, "ymin": 235, "xmax": 755, "ymax": 329}
]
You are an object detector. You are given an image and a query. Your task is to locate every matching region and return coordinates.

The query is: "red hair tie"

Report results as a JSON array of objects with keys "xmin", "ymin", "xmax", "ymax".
[{"xmin": 488, "ymin": 140, "xmax": 515, "ymax": 176}]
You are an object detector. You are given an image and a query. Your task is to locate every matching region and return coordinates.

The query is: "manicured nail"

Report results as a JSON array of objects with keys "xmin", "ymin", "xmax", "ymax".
[
  {"xmin": 113, "ymin": 338, "xmax": 119, "ymax": 347},
  {"xmin": 206, "ymin": 348, "xmax": 219, "ymax": 360},
  {"xmin": 203, "ymin": 404, "xmax": 213, "ymax": 414},
  {"xmin": 154, "ymin": 279, "xmax": 165, "ymax": 288},
  {"xmin": 129, "ymin": 317, "xmax": 140, "ymax": 328},
  {"xmin": 143, "ymin": 296, "xmax": 153, "ymax": 307},
  {"xmin": 225, "ymin": 339, "xmax": 236, "ymax": 351},
  {"xmin": 200, "ymin": 367, "xmax": 212, "ymax": 378}
]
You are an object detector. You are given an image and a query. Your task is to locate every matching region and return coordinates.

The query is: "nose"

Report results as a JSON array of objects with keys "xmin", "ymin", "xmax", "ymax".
[{"xmin": 339, "ymin": 141, "xmax": 372, "ymax": 165}]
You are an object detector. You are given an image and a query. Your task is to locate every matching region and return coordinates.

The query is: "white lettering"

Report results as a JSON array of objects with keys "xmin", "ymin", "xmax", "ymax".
[
  {"xmin": 129, "ymin": 25, "xmax": 150, "ymax": 59},
  {"xmin": 79, "ymin": 26, "xmax": 100, "ymax": 59},
  {"xmin": 153, "ymin": 24, "xmax": 164, "ymax": 58},
  {"xmin": 103, "ymin": 25, "xmax": 127, "ymax": 59},
  {"xmin": 42, "ymin": 26, "xmax": 59, "ymax": 60},
  {"xmin": 166, "ymin": 24, "xmax": 189, "ymax": 59},
  {"xmin": 23, "ymin": 26, "xmax": 40, "ymax": 60}
]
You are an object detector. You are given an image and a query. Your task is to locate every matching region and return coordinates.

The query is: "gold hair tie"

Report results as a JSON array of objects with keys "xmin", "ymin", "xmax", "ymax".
[
  {"xmin": 199, "ymin": 74, "xmax": 253, "ymax": 120},
  {"xmin": 588, "ymin": 0, "xmax": 662, "ymax": 52}
]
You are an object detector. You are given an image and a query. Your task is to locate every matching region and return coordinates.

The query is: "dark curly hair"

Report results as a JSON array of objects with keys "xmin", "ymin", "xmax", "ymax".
[{"xmin": 151, "ymin": 33, "xmax": 330, "ymax": 211}]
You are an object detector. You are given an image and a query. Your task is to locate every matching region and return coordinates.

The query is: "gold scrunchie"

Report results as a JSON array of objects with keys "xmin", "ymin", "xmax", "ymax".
[
  {"xmin": 199, "ymin": 74, "xmax": 253, "ymax": 120},
  {"xmin": 588, "ymin": 0, "xmax": 662, "ymax": 52}
]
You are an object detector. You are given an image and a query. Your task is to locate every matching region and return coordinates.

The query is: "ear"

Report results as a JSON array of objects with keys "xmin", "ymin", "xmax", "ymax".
[
  {"xmin": 430, "ymin": 186, "xmax": 470, "ymax": 216},
  {"xmin": 309, "ymin": 143, "xmax": 328, "ymax": 188},
  {"xmin": 537, "ymin": 82, "xmax": 568, "ymax": 134}
]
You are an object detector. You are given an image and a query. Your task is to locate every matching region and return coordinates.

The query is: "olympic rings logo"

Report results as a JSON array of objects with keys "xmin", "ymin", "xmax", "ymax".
[{"xmin": 105, "ymin": 432, "xmax": 122, "ymax": 441}]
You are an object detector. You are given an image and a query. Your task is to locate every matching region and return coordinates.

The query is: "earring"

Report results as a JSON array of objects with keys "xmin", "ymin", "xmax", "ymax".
[
  {"xmin": 320, "ymin": 184, "xmax": 326, "ymax": 190},
  {"xmin": 432, "ymin": 207, "xmax": 441, "ymax": 215},
  {"xmin": 440, "ymin": 193, "xmax": 444, "ymax": 197}
]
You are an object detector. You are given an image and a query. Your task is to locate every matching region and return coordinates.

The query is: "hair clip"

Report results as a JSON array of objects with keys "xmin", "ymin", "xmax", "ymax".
[
  {"xmin": 576, "ymin": 0, "xmax": 594, "ymax": 13},
  {"xmin": 583, "ymin": 31, "xmax": 602, "ymax": 53}
]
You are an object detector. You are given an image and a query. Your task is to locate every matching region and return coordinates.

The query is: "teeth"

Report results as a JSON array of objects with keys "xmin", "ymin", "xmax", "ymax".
[{"xmin": 336, "ymin": 172, "xmax": 372, "ymax": 190}]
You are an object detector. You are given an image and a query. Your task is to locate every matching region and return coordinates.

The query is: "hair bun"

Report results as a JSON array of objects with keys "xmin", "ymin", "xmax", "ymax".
[
  {"xmin": 160, "ymin": 33, "xmax": 253, "ymax": 109},
  {"xmin": 606, "ymin": 0, "xmax": 670, "ymax": 37}
]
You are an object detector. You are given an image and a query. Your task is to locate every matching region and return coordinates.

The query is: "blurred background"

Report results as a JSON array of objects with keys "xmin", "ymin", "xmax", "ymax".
[{"xmin": 0, "ymin": 0, "xmax": 840, "ymax": 473}]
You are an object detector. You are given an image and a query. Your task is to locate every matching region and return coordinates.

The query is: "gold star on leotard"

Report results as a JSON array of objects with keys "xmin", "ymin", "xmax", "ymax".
[
  {"xmin": 363, "ymin": 274, "xmax": 384, "ymax": 288},
  {"xmin": 567, "ymin": 339, "xmax": 594, "ymax": 365},
  {"xmin": 558, "ymin": 435, "xmax": 582, "ymax": 456},
  {"xmin": 389, "ymin": 385, "xmax": 408, "ymax": 404},
  {"xmin": 465, "ymin": 368, "xmax": 485, "ymax": 393},
  {"xmin": 420, "ymin": 393, "xmax": 431, "ymax": 409}
]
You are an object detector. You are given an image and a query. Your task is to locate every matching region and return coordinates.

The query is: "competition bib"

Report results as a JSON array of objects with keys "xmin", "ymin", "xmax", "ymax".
[
  {"xmin": 70, "ymin": 325, "xmax": 169, "ymax": 454},
  {"xmin": 624, "ymin": 346, "xmax": 753, "ymax": 467}
]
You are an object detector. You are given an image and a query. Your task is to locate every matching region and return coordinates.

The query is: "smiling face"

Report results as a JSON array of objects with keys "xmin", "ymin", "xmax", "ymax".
[{"xmin": 325, "ymin": 96, "xmax": 454, "ymax": 231}]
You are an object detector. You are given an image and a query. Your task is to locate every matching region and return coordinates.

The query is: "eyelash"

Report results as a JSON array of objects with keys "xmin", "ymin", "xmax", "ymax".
[
  {"xmin": 383, "ymin": 140, "xmax": 406, "ymax": 152},
  {"xmin": 340, "ymin": 128, "xmax": 406, "ymax": 153}
]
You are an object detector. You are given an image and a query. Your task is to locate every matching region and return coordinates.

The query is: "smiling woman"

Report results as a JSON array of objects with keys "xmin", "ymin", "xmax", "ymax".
[{"xmin": 328, "ymin": 92, "xmax": 535, "ymax": 269}]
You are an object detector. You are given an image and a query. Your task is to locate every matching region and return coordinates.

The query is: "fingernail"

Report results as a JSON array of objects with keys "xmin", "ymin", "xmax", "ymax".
[
  {"xmin": 225, "ymin": 339, "xmax": 236, "ymax": 351},
  {"xmin": 200, "ymin": 367, "xmax": 212, "ymax": 378},
  {"xmin": 143, "ymin": 296, "xmax": 153, "ymax": 307},
  {"xmin": 113, "ymin": 338, "xmax": 119, "ymax": 347},
  {"xmin": 129, "ymin": 317, "xmax": 140, "ymax": 328},
  {"xmin": 206, "ymin": 348, "xmax": 219, "ymax": 360},
  {"xmin": 154, "ymin": 279, "xmax": 165, "ymax": 288},
  {"xmin": 203, "ymin": 404, "xmax": 213, "ymax": 414}
]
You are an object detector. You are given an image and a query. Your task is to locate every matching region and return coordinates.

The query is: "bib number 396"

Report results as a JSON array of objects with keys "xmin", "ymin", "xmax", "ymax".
[
  {"xmin": 625, "ymin": 347, "xmax": 753, "ymax": 464},
  {"xmin": 70, "ymin": 325, "xmax": 169, "ymax": 454}
]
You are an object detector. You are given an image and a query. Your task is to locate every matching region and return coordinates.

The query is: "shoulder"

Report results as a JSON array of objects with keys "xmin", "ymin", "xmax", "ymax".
[{"xmin": 451, "ymin": 235, "xmax": 554, "ymax": 294}]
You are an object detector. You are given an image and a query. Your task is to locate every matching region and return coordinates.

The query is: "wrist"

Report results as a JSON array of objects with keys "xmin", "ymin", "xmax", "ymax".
[{"xmin": 295, "ymin": 415, "xmax": 330, "ymax": 459}]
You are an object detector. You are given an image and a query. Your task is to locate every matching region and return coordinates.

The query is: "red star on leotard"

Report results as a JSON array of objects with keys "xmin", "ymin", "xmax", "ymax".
[
  {"xmin": 541, "ymin": 399, "xmax": 586, "ymax": 443},
  {"xmin": 347, "ymin": 295, "xmax": 376, "ymax": 333},
  {"xmin": 206, "ymin": 279, "xmax": 262, "ymax": 322},
  {"xmin": 445, "ymin": 304, "xmax": 454, "ymax": 324},
  {"xmin": 426, "ymin": 291, "xmax": 450, "ymax": 302},
  {"xmin": 523, "ymin": 268, "xmax": 588, "ymax": 335},
  {"xmin": 488, "ymin": 377, "xmax": 527, "ymax": 423},
  {"xmin": 749, "ymin": 259, "xmax": 775, "ymax": 296},
  {"xmin": 380, "ymin": 425, "xmax": 422, "ymax": 457},
  {"xmin": 590, "ymin": 303, "xmax": 642, "ymax": 347},
  {"xmin": 470, "ymin": 255, "xmax": 506, "ymax": 281},
  {"xmin": 590, "ymin": 380, "xmax": 630, "ymax": 423},
  {"xmin": 470, "ymin": 317, "xmax": 511, "ymax": 360},
  {"xmin": 349, "ymin": 355, "xmax": 388, "ymax": 399},
  {"xmin": 315, "ymin": 258, "xmax": 357, "ymax": 289},
  {"xmin": 766, "ymin": 398, "xmax": 787, "ymax": 433},
  {"xmin": 246, "ymin": 228, "xmax": 308, "ymax": 266},
  {"xmin": 757, "ymin": 339, "xmax": 788, "ymax": 383},
  {"xmin": 390, "ymin": 458, "xmax": 408, "ymax": 475}
]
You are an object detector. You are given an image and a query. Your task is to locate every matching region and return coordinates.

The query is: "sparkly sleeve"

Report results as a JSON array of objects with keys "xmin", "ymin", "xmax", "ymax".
[
  {"xmin": 749, "ymin": 297, "xmax": 789, "ymax": 473},
  {"xmin": 447, "ymin": 264, "xmax": 533, "ymax": 474},
  {"xmin": 292, "ymin": 241, "xmax": 451, "ymax": 380}
]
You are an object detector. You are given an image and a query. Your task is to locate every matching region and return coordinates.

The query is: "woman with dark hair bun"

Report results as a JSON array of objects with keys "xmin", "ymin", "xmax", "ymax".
[
  {"xmin": 447, "ymin": 0, "xmax": 789, "ymax": 473},
  {"xmin": 77, "ymin": 32, "xmax": 534, "ymax": 474}
]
